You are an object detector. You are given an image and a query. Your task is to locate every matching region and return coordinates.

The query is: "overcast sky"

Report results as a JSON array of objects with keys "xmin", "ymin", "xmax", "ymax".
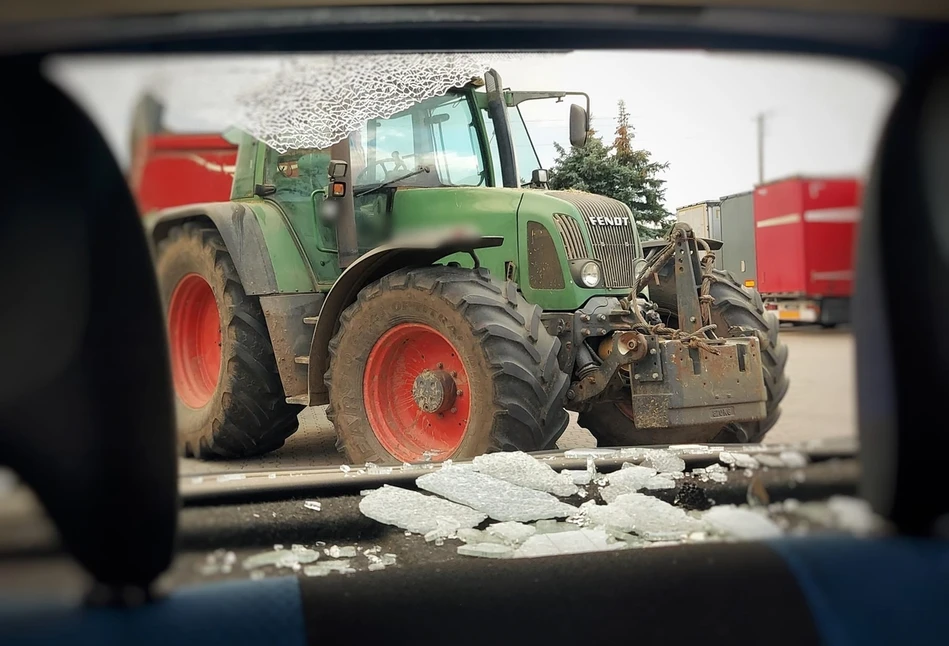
[{"xmin": 47, "ymin": 51, "xmax": 896, "ymax": 211}]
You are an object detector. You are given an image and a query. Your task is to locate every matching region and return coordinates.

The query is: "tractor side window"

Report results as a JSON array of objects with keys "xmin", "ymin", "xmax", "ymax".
[
  {"xmin": 480, "ymin": 105, "xmax": 543, "ymax": 187},
  {"xmin": 427, "ymin": 96, "xmax": 486, "ymax": 187},
  {"xmin": 265, "ymin": 147, "xmax": 331, "ymax": 200},
  {"xmin": 509, "ymin": 107, "xmax": 543, "ymax": 186},
  {"xmin": 481, "ymin": 110, "xmax": 504, "ymax": 188}
]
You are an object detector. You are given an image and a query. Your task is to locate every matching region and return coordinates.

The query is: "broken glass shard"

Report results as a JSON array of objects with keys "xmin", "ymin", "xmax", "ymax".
[
  {"xmin": 303, "ymin": 560, "xmax": 355, "ymax": 577},
  {"xmin": 325, "ymin": 545, "xmax": 358, "ymax": 558},
  {"xmin": 578, "ymin": 500, "xmax": 638, "ymax": 532},
  {"xmin": 640, "ymin": 450, "xmax": 686, "ymax": 473},
  {"xmin": 456, "ymin": 528, "xmax": 498, "ymax": 544},
  {"xmin": 703, "ymin": 505, "xmax": 782, "ymax": 539},
  {"xmin": 561, "ymin": 469, "xmax": 592, "ymax": 486},
  {"xmin": 359, "ymin": 484, "xmax": 487, "ymax": 534},
  {"xmin": 339, "ymin": 465, "xmax": 351, "ymax": 473},
  {"xmin": 564, "ymin": 448, "xmax": 619, "ymax": 459},
  {"xmin": 416, "ymin": 470, "xmax": 577, "ymax": 522},
  {"xmin": 779, "ymin": 451, "xmax": 809, "ymax": 468},
  {"xmin": 582, "ymin": 493, "xmax": 704, "ymax": 540},
  {"xmin": 457, "ymin": 543, "xmax": 516, "ymax": 559},
  {"xmin": 719, "ymin": 451, "xmax": 759, "ymax": 469},
  {"xmin": 513, "ymin": 528, "xmax": 625, "ymax": 558},
  {"xmin": 643, "ymin": 475, "xmax": 676, "ymax": 490},
  {"xmin": 486, "ymin": 521, "xmax": 537, "ymax": 546},
  {"xmin": 599, "ymin": 465, "xmax": 658, "ymax": 502},
  {"xmin": 243, "ymin": 547, "xmax": 318, "ymax": 570},
  {"xmin": 826, "ymin": 496, "xmax": 879, "ymax": 535},
  {"xmin": 754, "ymin": 454, "xmax": 786, "ymax": 468},
  {"xmin": 424, "ymin": 516, "xmax": 462, "ymax": 543},
  {"xmin": 303, "ymin": 500, "xmax": 322, "ymax": 511},
  {"xmin": 533, "ymin": 519, "xmax": 581, "ymax": 534},
  {"xmin": 472, "ymin": 452, "xmax": 578, "ymax": 496}
]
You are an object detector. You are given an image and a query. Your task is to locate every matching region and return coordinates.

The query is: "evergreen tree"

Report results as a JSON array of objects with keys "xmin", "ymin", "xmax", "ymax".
[{"xmin": 549, "ymin": 100, "xmax": 673, "ymax": 240}]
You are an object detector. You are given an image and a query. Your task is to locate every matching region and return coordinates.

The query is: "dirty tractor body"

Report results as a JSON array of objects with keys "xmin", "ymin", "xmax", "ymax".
[{"xmin": 141, "ymin": 70, "xmax": 788, "ymax": 463}]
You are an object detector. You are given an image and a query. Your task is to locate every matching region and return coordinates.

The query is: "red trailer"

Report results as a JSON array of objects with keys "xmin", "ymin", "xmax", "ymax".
[
  {"xmin": 754, "ymin": 176, "xmax": 861, "ymax": 327},
  {"xmin": 129, "ymin": 131, "xmax": 238, "ymax": 215}
]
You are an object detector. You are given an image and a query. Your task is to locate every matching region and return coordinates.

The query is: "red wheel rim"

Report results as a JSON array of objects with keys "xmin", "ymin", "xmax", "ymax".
[
  {"xmin": 168, "ymin": 274, "xmax": 222, "ymax": 408},
  {"xmin": 363, "ymin": 323, "xmax": 470, "ymax": 462}
]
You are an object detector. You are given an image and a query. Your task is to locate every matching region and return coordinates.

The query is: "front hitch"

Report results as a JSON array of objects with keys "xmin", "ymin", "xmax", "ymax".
[{"xmin": 567, "ymin": 223, "xmax": 768, "ymax": 429}]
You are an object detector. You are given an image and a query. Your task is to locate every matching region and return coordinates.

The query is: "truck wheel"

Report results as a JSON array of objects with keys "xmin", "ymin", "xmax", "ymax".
[
  {"xmin": 579, "ymin": 269, "xmax": 789, "ymax": 446},
  {"xmin": 325, "ymin": 266, "xmax": 570, "ymax": 464},
  {"xmin": 157, "ymin": 223, "xmax": 301, "ymax": 458}
]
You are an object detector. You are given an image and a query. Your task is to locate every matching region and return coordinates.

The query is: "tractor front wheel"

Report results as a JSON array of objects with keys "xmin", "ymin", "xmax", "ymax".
[
  {"xmin": 157, "ymin": 223, "xmax": 301, "ymax": 458},
  {"xmin": 325, "ymin": 266, "xmax": 570, "ymax": 464}
]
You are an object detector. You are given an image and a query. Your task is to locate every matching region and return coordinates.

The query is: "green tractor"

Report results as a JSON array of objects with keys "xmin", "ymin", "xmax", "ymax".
[{"xmin": 138, "ymin": 69, "xmax": 788, "ymax": 463}]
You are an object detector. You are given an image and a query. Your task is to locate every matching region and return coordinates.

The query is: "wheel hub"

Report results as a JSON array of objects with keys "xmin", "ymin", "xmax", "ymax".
[
  {"xmin": 412, "ymin": 370, "xmax": 457, "ymax": 413},
  {"xmin": 362, "ymin": 322, "xmax": 471, "ymax": 462}
]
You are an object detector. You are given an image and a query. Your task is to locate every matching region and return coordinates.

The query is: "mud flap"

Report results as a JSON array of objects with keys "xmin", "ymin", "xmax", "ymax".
[{"xmin": 630, "ymin": 336, "xmax": 766, "ymax": 428}]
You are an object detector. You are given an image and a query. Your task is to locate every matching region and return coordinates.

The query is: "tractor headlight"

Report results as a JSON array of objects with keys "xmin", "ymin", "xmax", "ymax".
[{"xmin": 580, "ymin": 261, "xmax": 601, "ymax": 288}]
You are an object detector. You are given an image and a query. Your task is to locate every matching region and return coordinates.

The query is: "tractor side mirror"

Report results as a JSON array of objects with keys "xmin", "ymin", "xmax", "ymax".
[
  {"xmin": 569, "ymin": 103, "xmax": 589, "ymax": 147},
  {"xmin": 531, "ymin": 168, "xmax": 549, "ymax": 188}
]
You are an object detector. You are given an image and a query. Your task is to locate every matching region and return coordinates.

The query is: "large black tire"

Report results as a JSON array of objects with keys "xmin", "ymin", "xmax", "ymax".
[
  {"xmin": 579, "ymin": 269, "xmax": 789, "ymax": 446},
  {"xmin": 156, "ymin": 223, "xmax": 301, "ymax": 458},
  {"xmin": 325, "ymin": 266, "xmax": 570, "ymax": 464}
]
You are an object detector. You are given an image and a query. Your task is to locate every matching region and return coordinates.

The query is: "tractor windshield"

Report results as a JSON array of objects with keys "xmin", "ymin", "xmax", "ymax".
[
  {"xmin": 263, "ymin": 91, "xmax": 489, "ymax": 193},
  {"xmin": 352, "ymin": 92, "xmax": 488, "ymax": 189}
]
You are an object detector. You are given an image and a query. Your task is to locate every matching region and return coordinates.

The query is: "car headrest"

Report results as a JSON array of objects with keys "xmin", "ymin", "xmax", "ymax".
[
  {"xmin": 0, "ymin": 61, "xmax": 178, "ymax": 595},
  {"xmin": 855, "ymin": 53, "xmax": 949, "ymax": 536}
]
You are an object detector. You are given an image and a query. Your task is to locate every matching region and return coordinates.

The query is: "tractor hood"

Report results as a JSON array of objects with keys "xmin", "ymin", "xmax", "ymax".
[{"xmin": 538, "ymin": 190, "xmax": 643, "ymax": 291}]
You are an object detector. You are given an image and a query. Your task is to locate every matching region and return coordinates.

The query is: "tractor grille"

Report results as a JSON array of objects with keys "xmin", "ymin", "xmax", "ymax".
[
  {"xmin": 552, "ymin": 213, "xmax": 586, "ymax": 260},
  {"xmin": 548, "ymin": 191, "xmax": 639, "ymax": 288}
]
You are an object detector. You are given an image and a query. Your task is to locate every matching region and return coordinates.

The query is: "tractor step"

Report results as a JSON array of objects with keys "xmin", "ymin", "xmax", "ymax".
[
  {"xmin": 303, "ymin": 316, "xmax": 319, "ymax": 325},
  {"xmin": 286, "ymin": 394, "xmax": 309, "ymax": 406},
  {"xmin": 294, "ymin": 356, "xmax": 309, "ymax": 365}
]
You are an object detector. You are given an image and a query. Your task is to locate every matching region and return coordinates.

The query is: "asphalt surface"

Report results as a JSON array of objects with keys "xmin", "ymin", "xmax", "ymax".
[{"xmin": 179, "ymin": 324, "xmax": 856, "ymax": 476}]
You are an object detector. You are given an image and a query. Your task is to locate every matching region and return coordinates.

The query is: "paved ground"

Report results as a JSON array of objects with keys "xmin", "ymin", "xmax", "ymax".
[{"xmin": 179, "ymin": 324, "xmax": 856, "ymax": 475}]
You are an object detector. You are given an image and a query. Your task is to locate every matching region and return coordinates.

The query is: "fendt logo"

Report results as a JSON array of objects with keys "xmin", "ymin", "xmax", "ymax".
[{"xmin": 588, "ymin": 215, "xmax": 631, "ymax": 226}]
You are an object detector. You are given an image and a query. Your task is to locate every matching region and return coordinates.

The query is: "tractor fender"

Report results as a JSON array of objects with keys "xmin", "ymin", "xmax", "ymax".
[
  {"xmin": 143, "ymin": 202, "xmax": 282, "ymax": 295},
  {"xmin": 306, "ymin": 230, "xmax": 504, "ymax": 404}
]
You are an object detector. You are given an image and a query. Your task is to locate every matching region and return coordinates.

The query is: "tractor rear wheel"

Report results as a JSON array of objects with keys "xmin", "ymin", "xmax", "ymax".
[
  {"xmin": 579, "ymin": 269, "xmax": 789, "ymax": 446},
  {"xmin": 157, "ymin": 223, "xmax": 301, "ymax": 458},
  {"xmin": 325, "ymin": 266, "xmax": 570, "ymax": 464}
]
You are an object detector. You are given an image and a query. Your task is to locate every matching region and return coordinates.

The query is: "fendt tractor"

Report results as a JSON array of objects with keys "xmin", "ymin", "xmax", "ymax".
[{"xmin": 132, "ymin": 68, "xmax": 789, "ymax": 464}]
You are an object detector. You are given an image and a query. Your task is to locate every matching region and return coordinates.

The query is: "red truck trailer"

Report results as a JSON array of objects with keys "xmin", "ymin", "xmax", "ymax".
[
  {"xmin": 129, "ymin": 130, "xmax": 237, "ymax": 214},
  {"xmin": 753, "ymin": 176, "xmax": 861, "ymax": 327}
]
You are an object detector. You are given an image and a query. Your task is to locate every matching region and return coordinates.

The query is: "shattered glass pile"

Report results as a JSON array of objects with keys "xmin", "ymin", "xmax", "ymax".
[{"xmin": 359, "ymin": 450, "xmax": 885, "ymax": 560}]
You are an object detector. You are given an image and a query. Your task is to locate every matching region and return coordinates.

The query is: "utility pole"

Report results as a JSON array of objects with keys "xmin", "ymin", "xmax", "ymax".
[{"xmin": 755, "ymin": 111, "xmax": 771, "ymax": 185}]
